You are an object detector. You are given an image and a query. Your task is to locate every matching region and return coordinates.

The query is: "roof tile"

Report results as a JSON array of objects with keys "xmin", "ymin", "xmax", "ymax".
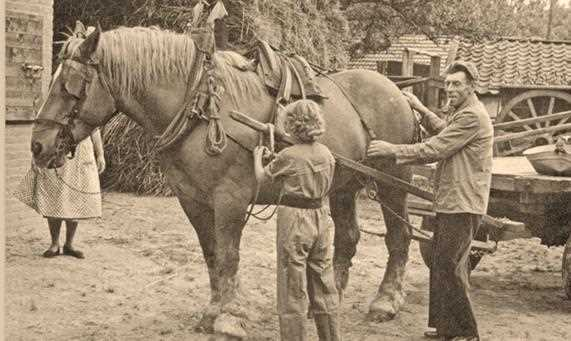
[{"xmin": 455, "ymin": 38, "xmax": 571, "ymax": 89}]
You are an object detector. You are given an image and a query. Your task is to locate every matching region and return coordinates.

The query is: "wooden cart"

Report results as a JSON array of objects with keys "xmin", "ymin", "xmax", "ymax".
[{"xmin": 410, "ymin": 158, "xmax": 571, "ymax": 299}]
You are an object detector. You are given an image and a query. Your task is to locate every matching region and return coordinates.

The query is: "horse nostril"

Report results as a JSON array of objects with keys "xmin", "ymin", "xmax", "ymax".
[{"xmin": 31, "ymin": 141, "xmax": 42, "ymax": 156}]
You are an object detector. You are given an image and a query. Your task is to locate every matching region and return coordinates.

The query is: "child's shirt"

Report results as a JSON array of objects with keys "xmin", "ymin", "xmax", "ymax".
[{"xmin": 264, "ymin": 142, "xmax": 335, "ymax": 200}]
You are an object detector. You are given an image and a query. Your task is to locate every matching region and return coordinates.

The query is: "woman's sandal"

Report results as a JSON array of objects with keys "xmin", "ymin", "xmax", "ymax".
[
  {"xmin": 42, "ymin": 248, "xmax": 60, "ymax": 258},
  {"xmin": 62, "ymin": 245, "xmax": 85, "ymax": 259}
]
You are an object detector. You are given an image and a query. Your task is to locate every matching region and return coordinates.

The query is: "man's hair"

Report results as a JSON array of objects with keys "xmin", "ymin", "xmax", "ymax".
[
  {"xmin": 283, "ymin": 100, "xmax": 325, "ymax": 143},
  {"xmin": 446, "ymin": 61, "xmax": 479, "ymax": 85}
]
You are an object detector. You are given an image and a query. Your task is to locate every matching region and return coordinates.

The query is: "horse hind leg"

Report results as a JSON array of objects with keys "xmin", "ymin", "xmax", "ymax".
[
  {"xmin": 368, "ymin": 179, "xmax": 411, "ymax": 322},
  {"xmin": 329, "ymin": 183, "xmax": 361, "ymax": 299}
]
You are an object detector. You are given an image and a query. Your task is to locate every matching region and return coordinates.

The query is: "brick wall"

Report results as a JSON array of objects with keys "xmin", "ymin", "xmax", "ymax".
[
  {"xmin": 6, "ymin": 0, "xmax": 53, "ymax": 121},
  {"xmin": 5, "ymin": 0, "xmax": 53, "ymax": 229}
]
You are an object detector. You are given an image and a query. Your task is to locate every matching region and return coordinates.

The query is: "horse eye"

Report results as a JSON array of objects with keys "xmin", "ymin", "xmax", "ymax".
[{"xmin": 64, "ymin": 76, "xmax": 84, "ymax": 99}]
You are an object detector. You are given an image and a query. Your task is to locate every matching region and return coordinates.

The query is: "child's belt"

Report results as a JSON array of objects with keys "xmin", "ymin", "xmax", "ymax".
[{"xmin": 280, "ymin": 196, "xmax": 323, "ymax": 209}]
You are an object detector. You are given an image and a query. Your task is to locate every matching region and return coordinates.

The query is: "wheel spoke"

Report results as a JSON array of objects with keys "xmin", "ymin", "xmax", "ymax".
[
  {"xmin": 526, "ymin": 98, "xmax": 542, "ymax": 129},
  {"xmin": 546, "ymin": 134, "xmax": 555, "ymax": 145},
  {"xmin": 557, "ymin": 99, "xmax": 570, "ymax": 125},
  {"xmin": 545, "ymin": 97, "xmax": 555, "ymax": 128},
  {"xmin": 508, "ymin": 111, "xmax": 533, "ymax": 131},
  {"xmin": 559, "ymin": 116, "xmax": 570, "ymax": 125}
]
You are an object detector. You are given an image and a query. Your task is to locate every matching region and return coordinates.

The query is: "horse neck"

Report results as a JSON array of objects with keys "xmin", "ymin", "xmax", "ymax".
[{"xmin": 115, "ymin": 81, "xmax": 189, "ymax": 135}]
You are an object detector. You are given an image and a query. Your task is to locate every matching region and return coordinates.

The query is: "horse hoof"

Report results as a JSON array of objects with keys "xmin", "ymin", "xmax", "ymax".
[
  {"xmin": 213, "ymin": 313, "xmax": 247, "ymax": 340},
  {"xmin": 195, "ymin": 315, "xmax": 216, "ymax": 334},
  {"xmin": 195, "ymin": 304, "xmax": 222, "ymax": 334},
  {"xmin": 367, "ymin": 298, "xmax": 397, "ymax": 322},
  {"xmin": 334, "ymin": 265, "xmax": 350, "ymax": 291}
]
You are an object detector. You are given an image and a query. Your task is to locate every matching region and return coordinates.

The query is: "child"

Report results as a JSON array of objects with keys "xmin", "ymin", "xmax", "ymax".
[{"xmin": 253, "ymin": 99, "xmax": 340, "ymax": 341}]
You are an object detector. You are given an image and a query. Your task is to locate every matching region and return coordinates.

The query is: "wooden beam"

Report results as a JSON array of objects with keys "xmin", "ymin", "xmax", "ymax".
[
  {"xmin": 394, "ymin": 77, "xmax": 431, "ymax": 89},
  {"xmin": 406, "ymin": 48, "xmax": 440, "ymax": 58},
  {"xmin": 360, "ymin": 228, "xmax": 497, "ymax": 253},
  {"xmin": 230, "ymin": 109, "xmax": 435, "ymax": 201},
  {"xmin": 493, "ymin": 110, "xmax": 571, "ymax": 130},
  {"xmin": 493, "ymin": 123, "xmax": 571, "ymax": 143},
  {"xmin": 230, "ymin": 109, "xmax": 510, "ymax": 232}
]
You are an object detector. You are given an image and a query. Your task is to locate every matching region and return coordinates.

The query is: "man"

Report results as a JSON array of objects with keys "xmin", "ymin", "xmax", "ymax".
[{"xmin": 367, "ymin": 61, "xmax": 493, "ymax": 341}]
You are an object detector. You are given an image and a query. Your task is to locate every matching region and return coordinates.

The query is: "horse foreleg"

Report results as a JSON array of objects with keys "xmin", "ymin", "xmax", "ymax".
[
  {"xmin": 176, "ymin": 197, "xmax": 223, "ymax": 334},
  {"xmin": 368, "ymin": 183, "xmax": 411, "ymax": 322},
  {"xmin": 330, "ymin": 185, "xmax": 361, "ymax": 299},
  {"xmin": 164, "ymin": 162, "xmax": 222, "ymax": 333},
  {"xmin": 210, "ymin": 190, "xmax": 251, "ymax": 339}
]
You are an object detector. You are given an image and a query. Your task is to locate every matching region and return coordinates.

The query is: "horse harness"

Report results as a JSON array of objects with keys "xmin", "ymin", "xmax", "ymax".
[{"xmin": 154, "ymin": 31, "xmax": 228, "ymax": 155}]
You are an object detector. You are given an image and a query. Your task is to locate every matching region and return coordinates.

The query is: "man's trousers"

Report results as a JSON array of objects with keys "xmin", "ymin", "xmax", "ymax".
[{"xmin": 429, "ymin": 213, "xmax": 481, "ymax": 338}]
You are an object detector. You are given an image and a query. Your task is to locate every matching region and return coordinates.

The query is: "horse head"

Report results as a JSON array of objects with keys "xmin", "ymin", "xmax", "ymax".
[{"xmin": 31, "ymin": 21, "xmax": 117, "ymax": 168}]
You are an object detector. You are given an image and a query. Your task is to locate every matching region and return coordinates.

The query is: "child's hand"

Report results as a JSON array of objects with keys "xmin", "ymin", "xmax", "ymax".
[{"xmin": 253, "ymin": 146, "xmax": 270, "ymax": 159}]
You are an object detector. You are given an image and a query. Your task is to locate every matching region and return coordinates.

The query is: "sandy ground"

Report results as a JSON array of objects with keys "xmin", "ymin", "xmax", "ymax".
[{"xmin": 6, "ymin": 192, "xmax": 571, "ymax": 340}]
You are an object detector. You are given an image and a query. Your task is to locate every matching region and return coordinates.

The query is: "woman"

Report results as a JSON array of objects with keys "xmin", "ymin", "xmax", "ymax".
[{"xmin": 15, "ymin": 129, "xmax": 105, "ymax": 259}]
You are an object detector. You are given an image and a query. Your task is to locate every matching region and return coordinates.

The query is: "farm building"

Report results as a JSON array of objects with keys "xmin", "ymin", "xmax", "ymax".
[
  {"xmin": 4, "ymin": 0, "xmax": 54, "ymax": 229},
  {"xmin": 347, "ymin": 34, "xmax": 455, "ymax": 78}
]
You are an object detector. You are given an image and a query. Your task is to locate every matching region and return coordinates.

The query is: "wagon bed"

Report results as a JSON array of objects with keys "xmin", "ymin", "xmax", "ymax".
[{"xmin": 411, "ymin": 157, "xmax": 571, "ymax": 298}]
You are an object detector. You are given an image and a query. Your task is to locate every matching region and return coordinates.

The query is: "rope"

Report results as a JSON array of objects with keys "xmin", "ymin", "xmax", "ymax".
[
  {"xmin": 367, "ymin": 180, "xmax": 433, "ymax": 240},
  {"xmin": 203, "ymin": 62, "xmax": 228, "ymax": 156},
  {"xmin": 350, "ymin": 167, "xmax": 432, "ymax": 240},
  {"xmin": 204, "ymin": 115, "xmax": 227, "ymax": 155}
]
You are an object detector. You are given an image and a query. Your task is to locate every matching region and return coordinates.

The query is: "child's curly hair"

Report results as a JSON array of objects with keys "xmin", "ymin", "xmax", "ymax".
[{"xmin": 283, "ymin": 100, "xmax": 325, "ymax": 143}]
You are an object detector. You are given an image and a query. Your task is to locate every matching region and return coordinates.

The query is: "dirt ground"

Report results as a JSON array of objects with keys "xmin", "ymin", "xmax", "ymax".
[{"xmin": 6, "ymin": 192, "xmax": 571, "ymax": 340}]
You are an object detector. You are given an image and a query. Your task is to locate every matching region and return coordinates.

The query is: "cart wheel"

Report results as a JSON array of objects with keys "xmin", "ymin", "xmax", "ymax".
[
  {"xmin": 563, "ymin": 234, "xmax": 571, "ymax": 299},
  {"xmin": 418, "ymin": 216, "xmax": 483, "ymax": 271},
  {"xmin": 496, "ymin": 90, "xmax": 571, "ymax": 156}
]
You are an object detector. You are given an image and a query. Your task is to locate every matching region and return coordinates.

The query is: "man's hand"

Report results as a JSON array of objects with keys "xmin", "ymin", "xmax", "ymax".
[
  {"xmin": 367, "ymin": 140, "xmax": 396, "ymax": 158},
  {"xmin": 402, "ymin": 91, "xmax": 427, "ymax": 115}
]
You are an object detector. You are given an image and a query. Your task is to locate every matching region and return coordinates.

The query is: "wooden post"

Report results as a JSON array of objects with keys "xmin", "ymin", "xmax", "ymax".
[
  {"xmin": 401, "ymin": 48, "xmax": 415, "ymax": 92},
  {"xmin": 426, "ymin": 55, "xmax": 441, "ymax": 110},
  {"xmin": 401, "ymin": 48, "xmax": 415, "ymax": 77},
  {"xmin": 376, "ymin": 60, "xmax": 386, "ymax": 75}
]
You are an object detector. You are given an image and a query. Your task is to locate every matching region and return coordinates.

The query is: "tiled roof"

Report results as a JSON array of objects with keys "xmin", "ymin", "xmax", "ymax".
[
  {"xmin": 347, "ymin": 34, "xmax": 454, "ymax": 71},
  {"xmin": 453, "ymin": 37, "xmax": 571, "ymax": 90}
]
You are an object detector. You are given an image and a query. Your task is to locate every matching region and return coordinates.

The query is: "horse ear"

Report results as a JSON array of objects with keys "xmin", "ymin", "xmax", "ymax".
[
  {"xmin": 78, "ymin": 24, "xmax": 101, "ymax": 63},
  {"xmin": 73, "ymin": 21, "xmax": 87, "ymax": 37}
]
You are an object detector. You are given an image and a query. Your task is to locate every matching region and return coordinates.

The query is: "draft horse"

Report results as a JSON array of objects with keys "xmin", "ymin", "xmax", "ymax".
[{"xmin": 31, "ymin": 23, "xmax": 417, "ymax": 336}]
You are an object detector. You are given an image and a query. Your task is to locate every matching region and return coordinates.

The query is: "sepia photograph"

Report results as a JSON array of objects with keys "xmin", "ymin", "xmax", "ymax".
[{"xmin": 3, "ymin": 0, "xmax": 571, "ymax": 340}]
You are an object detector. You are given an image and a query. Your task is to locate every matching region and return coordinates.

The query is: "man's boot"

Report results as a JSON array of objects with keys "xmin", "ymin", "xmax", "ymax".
[{"xmin": 313, "ymin": 313, "xmax": 340, "ymax": 341}]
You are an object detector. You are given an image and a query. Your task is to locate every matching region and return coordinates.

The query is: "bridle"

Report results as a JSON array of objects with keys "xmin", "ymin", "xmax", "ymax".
[{"xmin": 34, "ymin": 57, "xmax": 116, "ymax": 161}]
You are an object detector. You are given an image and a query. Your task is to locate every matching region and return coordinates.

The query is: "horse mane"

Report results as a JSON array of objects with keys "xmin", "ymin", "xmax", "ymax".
[
  {"xmin": 97, "ymin": 26, "xmax": 266, "ymax": 101},
  {"xmin": 213, "ymin": 51, "xmax": 267, "ymax": 104}
]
